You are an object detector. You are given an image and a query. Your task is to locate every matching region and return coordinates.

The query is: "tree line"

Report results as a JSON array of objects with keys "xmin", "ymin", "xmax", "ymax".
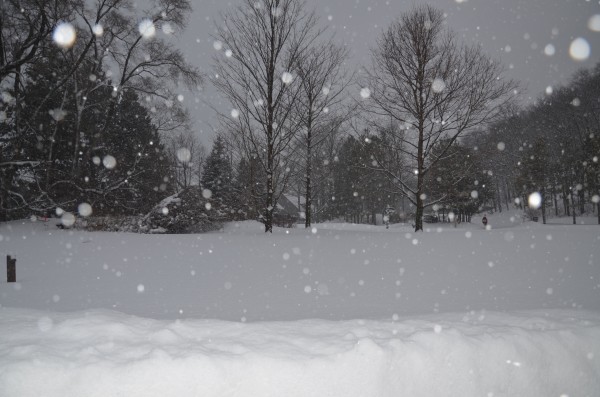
[
  {"xmin": 470, "ymin": 64, "xmax": 600, "ymax": 225},
  {"xmin": 2, "ymin": 0, "xmax": 596, "ymax": 232}
]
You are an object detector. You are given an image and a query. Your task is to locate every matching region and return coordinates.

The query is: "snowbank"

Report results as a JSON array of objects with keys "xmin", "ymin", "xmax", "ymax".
[{"xmin": 1, "ymin": 308, "xmax": 599, "ymax": 396}]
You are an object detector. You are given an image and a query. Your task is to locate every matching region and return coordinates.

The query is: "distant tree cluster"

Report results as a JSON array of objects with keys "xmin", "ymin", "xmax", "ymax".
[
  {"xmin": 471, "ymin": 64, "xmax": 600, "ymax": 225},
  {"xmin": 323, "ymin": 126, "xmax": 492, "ymax": 226}
]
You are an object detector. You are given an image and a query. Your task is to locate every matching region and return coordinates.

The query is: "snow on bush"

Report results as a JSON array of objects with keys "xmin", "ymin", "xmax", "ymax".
[{"xmin": 139, "ymin": 187, "xmax": 221, "ymax": 234}]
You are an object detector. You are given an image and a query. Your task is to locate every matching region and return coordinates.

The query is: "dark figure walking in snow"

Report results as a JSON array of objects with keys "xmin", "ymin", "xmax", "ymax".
[{"xmin": 482, "ymin": 215, "xmax": 488, "ymax": 228}]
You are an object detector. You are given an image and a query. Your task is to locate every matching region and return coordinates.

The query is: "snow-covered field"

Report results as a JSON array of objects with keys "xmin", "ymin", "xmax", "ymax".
[{"xmin": 1, "ymin": 212, "xmax": 599, "ymax": 396}]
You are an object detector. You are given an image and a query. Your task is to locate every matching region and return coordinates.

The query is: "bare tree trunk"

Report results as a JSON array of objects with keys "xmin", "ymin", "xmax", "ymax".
[
  {"xmin": 570, "ymin": 187, "xmax": 577, "ymax": 225},
  {"xmin": 563, "ymin": 182, "xmax": 570, "ymax": 216},
  {"xmin": 264, "ymin": 13, "xmax": 276, "ymax": 234},
  {"xmin": 579, "ymin": 185, "xmax": 585, "ymax": 215},
  {"xmin": 496, "ymin": 182, "xmax": 502, "ymax": 213},
  {"xmin": 597, "ymin": 175, "xmax": 600, "ymax": 225},
  {"xmin": 505, "ymin": 180, "xmax": 511, "ymax": 211},
  {"xmin": 265, "ymin": 141, "xmax": 274, "ymax": 233},
  {"xmin": 415, "ymin": 194, "xmax": 424, "ymax": 231},
  {"xmin": 297, "ymin": 185, "xmax": 301, "ymax": 218},
  {"xmin": 305, "ymin": 112, "xmax": 313, "ymax": 228},
  {"xmin": 414, "ymin": 113, "xmax": 425, "ymax": 232},
  {"xmin": 552, "ymin": 185, "xmax": 559, "ymax": 216},
  {"xmin": 541, "ymin": 189, "xmax": 547, "ymax": 224}
]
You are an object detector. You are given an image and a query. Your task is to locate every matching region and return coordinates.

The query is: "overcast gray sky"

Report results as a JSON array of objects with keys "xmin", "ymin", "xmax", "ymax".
[{"xmin": 171, "ymin": 0, "xmax": 600, "ymax": 144}]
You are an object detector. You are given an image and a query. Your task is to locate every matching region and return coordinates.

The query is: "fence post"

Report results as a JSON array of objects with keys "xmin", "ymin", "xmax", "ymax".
[{"xmin": 7, "ymin": 255, "xmax": 16, "ymax": 283}]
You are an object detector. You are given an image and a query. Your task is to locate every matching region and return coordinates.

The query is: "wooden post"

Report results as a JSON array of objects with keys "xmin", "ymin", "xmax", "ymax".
[{"xmin": 7, "ymin": 255, "xmax": 16, "ymax": 283}]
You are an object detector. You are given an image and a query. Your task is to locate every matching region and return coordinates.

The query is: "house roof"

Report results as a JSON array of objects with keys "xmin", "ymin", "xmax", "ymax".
[{"xmin": 276, "ymin": 195, "xmax": 302, "ymax": 217}]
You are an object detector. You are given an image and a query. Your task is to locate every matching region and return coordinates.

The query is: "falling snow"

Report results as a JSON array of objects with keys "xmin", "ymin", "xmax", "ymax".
[
  {"xmin": 52, "ymin": 23, "xmax": 76, "ymax": 49},
  {"xmin": 281, "ymin": 72, "xmax": 294, "ymax": 84},
  {"xmin": 2, "ymin": 0, "xmax": 600, "ymax": 395},
  {"xmin": 569, "ymin": 38, "xmax": 591, "ymax": 61},
  {"xmin": 102, "ymin": 155, "xmax": 117, "ymax": 169},
  {"xmin": 138, "ymin": 19, "xmax": 156, "ymax": 39}
]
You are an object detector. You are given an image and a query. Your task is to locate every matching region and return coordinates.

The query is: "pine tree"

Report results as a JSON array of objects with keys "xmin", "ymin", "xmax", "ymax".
[
  {"xmin": 332, "ymin": 137, "xmax": 360, "ymax": 221},
  {"xmin": 97, "ymin": 88, "xmax": 172, "ymax": 214},
  {"xmin": 1, "ymin": 44, "xmax": 171, "ymax": 218},
  {"xmin": 201, "ymin": 136, "xmax": 235, "ymax": 219}
]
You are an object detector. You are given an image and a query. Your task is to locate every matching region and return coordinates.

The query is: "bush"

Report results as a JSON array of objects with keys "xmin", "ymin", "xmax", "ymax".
[
  {"xmin": 273, "ymin": 213, "xmax": 298, "ymax": 228},
  {"xmin": 523, "ymin": 207, "xmax": 540, "ymax": 222},
  {"xmin": 140, "ymin": 187, "xmax": 221, "ymax": 234},
  {"xmin": 71, "ymin": 187, "xmax": 245, "ymax": 234},
  {"xmin": 75, "ymin": 216, "xmax": 143, "ymax": 232}
]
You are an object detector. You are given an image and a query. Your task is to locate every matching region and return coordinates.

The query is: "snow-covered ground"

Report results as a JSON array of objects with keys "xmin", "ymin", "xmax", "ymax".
[{"xmin": 1, "ymin": 211, "xmax": 599, "ymax": 396}]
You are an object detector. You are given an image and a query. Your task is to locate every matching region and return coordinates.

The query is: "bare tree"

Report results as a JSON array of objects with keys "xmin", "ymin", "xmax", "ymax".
[
  {"xmin": 363, "ymin": 5, "xmax": 517, "ymax": 231},
  {"xmin": 294, "ymin": 41, "xmax": 352, "ymax": 227},
  {"xmin": 0, "ymin": 0, "xmax": 72, "ymax": 83},
  {"xmin": 88, "ymin": 0, "xmax": 202, "ymax": 165},
  {"xmin": 212, "ymin": 0, "xmax": 319, "ymax": 233}
]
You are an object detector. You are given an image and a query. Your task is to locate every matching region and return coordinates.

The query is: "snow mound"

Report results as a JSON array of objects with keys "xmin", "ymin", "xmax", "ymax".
[{"xmin": 1, "ymin": 308, "xmax": 598, "ymax": 396}]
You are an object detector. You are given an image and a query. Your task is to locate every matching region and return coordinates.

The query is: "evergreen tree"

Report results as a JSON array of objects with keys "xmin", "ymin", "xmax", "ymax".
[
  {"xmin": 357, "ymin": 134, "xmax": 393, "ymax": 225},
  {"xmin": 96, "ymin": 89, "xmax": 172, "ymax": 214},
  {"xmin": 1, "ymin": 44, "xmax": 171, "ymax": 218},
  {"xmin": 332, "ymin": 136, "xmax": 362, "ymax": 221},
  {"xmin": 330, "ymin": 135, "xmax": 390, "ymax": 224},
  {"xmin": 0, "ymin": 0, "xmax": 200, "ymax": 221},
  {"xmin": 426, "ymin": 142, "xmax": 493, "ymax": 222},
  {"xmin": 201, "ymin": 136, "xmax": 235, "ymax": 219}
]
